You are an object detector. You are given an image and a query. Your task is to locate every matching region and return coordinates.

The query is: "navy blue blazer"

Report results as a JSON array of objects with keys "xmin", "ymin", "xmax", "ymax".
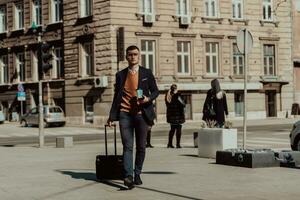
[{"xmin": 109, "ymin": 66, "xmax": 159, "ymax": 125}]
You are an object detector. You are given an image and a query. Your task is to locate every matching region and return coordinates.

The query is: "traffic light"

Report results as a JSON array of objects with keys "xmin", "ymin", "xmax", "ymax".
[{"xmin": 38, "ymin": 42, "xmax": 53, "ymax": 79}]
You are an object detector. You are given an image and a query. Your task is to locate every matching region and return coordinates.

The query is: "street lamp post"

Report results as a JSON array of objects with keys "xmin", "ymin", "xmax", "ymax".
[{"xmin": 32, "ymin": 22, "xmax": 44, "ymax": 148}]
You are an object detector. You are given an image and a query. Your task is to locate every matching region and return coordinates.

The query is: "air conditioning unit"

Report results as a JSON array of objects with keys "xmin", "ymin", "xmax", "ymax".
[
  {"xmin": 180, "ymin": 16, "xmax": 191, "ymax": 25},
  {"xmin": 144, "ymin": 14, "xmax": 155, "ymax": 23},
  {"xmin": 94, "ymin": 76, "xmax": 108, "ymax": 88}
]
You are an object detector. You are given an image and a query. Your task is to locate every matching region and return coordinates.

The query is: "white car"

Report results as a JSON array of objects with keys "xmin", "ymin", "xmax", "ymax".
[
  {"xmin": 20, "ymin": 106, "xmax": 66, "ymax": 127},
  {"xmin": 0, "ymin": 110, "xmax": 5, "ymax": 124}
]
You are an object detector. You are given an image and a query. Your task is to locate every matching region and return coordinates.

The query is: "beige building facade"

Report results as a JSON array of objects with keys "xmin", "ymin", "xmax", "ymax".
[
  {"xmin": 0, "ymin": 0, "xmax": 295, "ymax": 126},
  {"xmin": 0, "ymin": 0, "xmax": 64, "ymax": 121},
  {"xmin": 293, "ymin": 0, "xmax": 300, "ymax": 106}
]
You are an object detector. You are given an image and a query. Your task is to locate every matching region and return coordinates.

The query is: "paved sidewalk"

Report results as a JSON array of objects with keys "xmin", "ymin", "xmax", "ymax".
[
  {"xmin": 0, "ymin": 140, "xmax": 300, "ymax": 200},
  {"xmin": 0, "ymin": 117, "xmax": 298, "ymax": 139},
  {"xmin": 152, "ymin": 117, "xmax": 299, "ymax": 132}
]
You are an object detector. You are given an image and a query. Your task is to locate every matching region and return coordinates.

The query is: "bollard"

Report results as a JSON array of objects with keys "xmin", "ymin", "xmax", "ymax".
[{"xmin": 56, "ymin": 136, "xmax": 73, "ymax": 148}]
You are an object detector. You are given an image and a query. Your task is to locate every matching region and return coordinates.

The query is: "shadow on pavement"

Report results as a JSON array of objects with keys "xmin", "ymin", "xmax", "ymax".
[
  {"xmin": 180, "ymin": 154, "xmax": 199, "ymax": 158},
  {"xmin": 142, "ymin": 171, "xmax": 176, "ymax": 175},
  {"xmin": 56, "ymin": 170, "xmax": 127, "ymax": 190},
  {"xmin": 0, "ymin": 145, "xmax": 15, "ymax": 147},
  {"xmin": 57, "ymin": 170, "xmax": 97, "ymax": 181}
]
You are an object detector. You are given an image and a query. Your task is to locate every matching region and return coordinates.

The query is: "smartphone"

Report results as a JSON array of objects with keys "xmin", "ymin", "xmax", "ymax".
[{"xmin": 137, "ymin": 89, "xmax": 144, "ymax": 99}]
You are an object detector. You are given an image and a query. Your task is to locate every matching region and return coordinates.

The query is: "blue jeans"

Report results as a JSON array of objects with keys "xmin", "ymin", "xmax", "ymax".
[{"xmin": 119, "ymin": 111, "xmax": 148, "ymax": 177}]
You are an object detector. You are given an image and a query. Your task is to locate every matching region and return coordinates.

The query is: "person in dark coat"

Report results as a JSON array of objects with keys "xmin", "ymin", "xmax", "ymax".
[
  {"xmin": 202, "ymin": 79, "xmax": 228, "ymax": 128},
  {"xmin": 165, "ymin": 84, "xmax": 185, "ymax": 148}
]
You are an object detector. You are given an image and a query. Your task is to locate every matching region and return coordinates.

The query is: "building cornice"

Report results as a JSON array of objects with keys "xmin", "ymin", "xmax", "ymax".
[
  {"xmin": 171, "ymin": 33, "xmax": 196, "ymax": 38},
  {"xmin": 200, "ymin": 34, "xmax": 224, "ymax": 39},
  {"xmin": 135, "ymin": 32, "xmax": 162, "ymax": 37},
  {"xmin": 259, "ymin": 37, "xmax": 280, "ymax": 41}
]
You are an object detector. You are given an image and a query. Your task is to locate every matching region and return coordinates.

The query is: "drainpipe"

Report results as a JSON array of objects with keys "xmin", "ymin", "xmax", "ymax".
[{"xmin": 291, "ymin": 0, "xmax": 296, "ymax": 103}]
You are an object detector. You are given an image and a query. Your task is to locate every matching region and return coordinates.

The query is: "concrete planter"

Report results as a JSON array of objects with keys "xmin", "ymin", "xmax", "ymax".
[{"xmin": 198, "ymin": 128, "xmax": 237, "ymax": 158}]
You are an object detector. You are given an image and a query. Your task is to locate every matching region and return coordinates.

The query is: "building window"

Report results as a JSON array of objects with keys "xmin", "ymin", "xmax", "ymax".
[
  {"xmin": 263, "ymin": 44, "xmax": 275, "ymax": 76},
  {"xmin": 234, "ymin": 92, "xmax": 244, "ymax": 117},
  {"xmin": 16, "ymin": 52, "xmax": 25, "ymax": 82},
  {"xmin": 263, "ymin": 0, "xmax": 273, "ymax": 21},
  {"xmin": 31, "ymin": 51, "xmax": 38, "ymax": 82},
  {"xmin": 176, "ymin": 0, "xmax": 190, "ymax": 16},
  {"xmin": 233, "ymin": 43, "xmax": 244, "ymax": 75},
  {"xmin": 14, "ymin": 2, "xmax": 24, "ymax": 30},
  {"xmin": 81, "ymin": 42, "xmax": 93, "ymax": 77},
  {"xmin": 52, "ymin": 47, "xmax": 63, "ymax": 79},
  {"xmin": 51, "ymin": 0, "xmax": 62, "ymax": 23},
  {"xmin": 177, "ymin": 41, "xmax": 191, "ymax": 75},
  {"xmin": 80, "ymin": 0, "xmax": 92, "ymax": 18},
  {"xmin": 296, "ymin": 0, "xmax": 300, "ymax": 12},
  {"xmin": 205, "ymin": 0, "xmax": 218, "ymax": 17},
  {"xmin": 141, "ymin": 40, "xmax": 156, "ymax": 74},
  {"xmin": 139, "ymin": 0, "xmax": 154, "ymax": 15},
  {"xmin": 0, "ymin": 6, "xmax": 6, "ymax": 33},
  {"xmin": 0, "ymin": 55, "xmax": 8, "ymax": 84},
  {"xmin": 232, "ymin": 0, "xmax": 243, "ymax": 19},
  {"xmin": 205, "ymin": 42, "xmax": 219, "ymax": 75},
  {"xmin": 33, "ymin": 0, "xmax": 42, "ymax": 25}
]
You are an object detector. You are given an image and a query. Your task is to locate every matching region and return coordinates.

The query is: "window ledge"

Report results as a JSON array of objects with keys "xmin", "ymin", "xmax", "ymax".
[
  {"xmin": 260, "ymin": 75, "xmax": 278, "ymax": 80},
  {"xmin": 75, "ymin": 76, "xmax": 94, "ymax": 85},
  {"xmin": 10, "ymin": 28, "xmax": 25, "ymax": 33},
  {"xmin": 47, "ymin": 21, "xmax": 63, "ymax": 30},
  {"xmin": 27, "ymin": 25, "xmax": 43, "ymax": 34},
  {"xmin": 8, "ymin": 28, "xmax": 25, "ymax": 37},
  {"xmin": 259, "ymin": 20, "xmax": 279, "ymax": 27},
  {"xmin": 172, "ymin": 15, "xmax": 196, "ymax": 22},
  {"xmin": 228, "ymin": 18, "xmax": 249, "ymax": 25},
  {"xmin": 173, "ymin": 75, "xmax": 197, "ymax": 81},
  {"xmin": 229, "ymin": 75, "xmax": 244, "ymax": 80},
  {"xmin": 0, "ymin": 83, "xmax": 11, "ymax": 87},
  {"xmin": 44, "ymin": 79, "xmax": 65, "ymax": 83},
  {"xmin": 135, "ymin": 13, "xmax": 160, "ymax": 21},
  {"xmin": 135, "ymin": 13, "xmax": 160, "ymax": 27},
  {"xmin": 201, "ymin": 17, "xmax": 223, "ymax": 24},
  {"xmin": 77, "ymin": 76, "xmax": 94, "ymax": 81},
  {"xmin": 202, "ymin": 75, "xmax": 224, "ymax": 79},
  {"xmin": 76, "ymin": 15, "xmax": 94, "ymax": 25}
]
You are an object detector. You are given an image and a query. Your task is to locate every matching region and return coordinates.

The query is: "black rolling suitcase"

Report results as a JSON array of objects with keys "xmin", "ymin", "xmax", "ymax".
[{"xmin": 96, "ymin": 124, "xmax": 124, "ymax": 180}]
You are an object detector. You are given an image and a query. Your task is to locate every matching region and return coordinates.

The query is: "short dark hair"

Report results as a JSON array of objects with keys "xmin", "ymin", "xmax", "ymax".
[{"xmin": 126, "ymin": 45, "xmax": 140, "ymax": 54}]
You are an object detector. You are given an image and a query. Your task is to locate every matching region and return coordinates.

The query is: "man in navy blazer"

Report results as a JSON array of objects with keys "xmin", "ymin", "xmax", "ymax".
[{"xmin": 107, "ymin": 45, "xmax": 159, "ymax": 189}]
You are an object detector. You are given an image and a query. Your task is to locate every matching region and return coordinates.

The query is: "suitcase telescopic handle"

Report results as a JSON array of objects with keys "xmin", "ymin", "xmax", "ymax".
[{"xmin": 104, "ymin": 124, "xmax": 117, "ymax": 156}]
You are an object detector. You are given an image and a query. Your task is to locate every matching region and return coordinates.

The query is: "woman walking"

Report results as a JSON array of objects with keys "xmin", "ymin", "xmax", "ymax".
[
  {"xmin": 202, "ymin": 79, "xmax": 228, "ymax": 128},
  {"xmin": 165, "ymin": 84, "xmax": 185, "ymax": 148}
]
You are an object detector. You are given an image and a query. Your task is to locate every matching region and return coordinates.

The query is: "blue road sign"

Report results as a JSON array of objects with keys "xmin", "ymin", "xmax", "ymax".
[
  {"xmin": 17, "ymin": 83, "xmax": 24, "ymax": 92},
  {"xmin": 17, "ymin": 91, "xmax": 26, "ymax": 101}
]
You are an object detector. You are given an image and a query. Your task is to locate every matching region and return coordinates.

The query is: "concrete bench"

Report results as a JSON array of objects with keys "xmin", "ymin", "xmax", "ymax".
[{"xmin": 56, "ymin": 136, "xmax": 73, "ymax": 148}]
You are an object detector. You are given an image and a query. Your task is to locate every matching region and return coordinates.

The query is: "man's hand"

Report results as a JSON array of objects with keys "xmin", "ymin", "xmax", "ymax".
[
  {"xmin": 138, "ymin": 96, "xmax": 149, "ymax": 105},
  {"xmin": 107, "ymin": 119, "xmax": 113, "ymax": 127}
]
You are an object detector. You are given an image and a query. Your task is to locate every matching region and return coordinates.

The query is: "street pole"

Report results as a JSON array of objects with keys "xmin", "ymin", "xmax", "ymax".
[
  {"xmin": 243, "ymin": 29, "xmax": 248, "ymax": 149},
  {"xmin": 20, "ymin": 101, "xmax": 23, "ymax": 117},
  {"xmin": 37, "ymin": 34, "xmax": 44, "ymax": 148}
]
